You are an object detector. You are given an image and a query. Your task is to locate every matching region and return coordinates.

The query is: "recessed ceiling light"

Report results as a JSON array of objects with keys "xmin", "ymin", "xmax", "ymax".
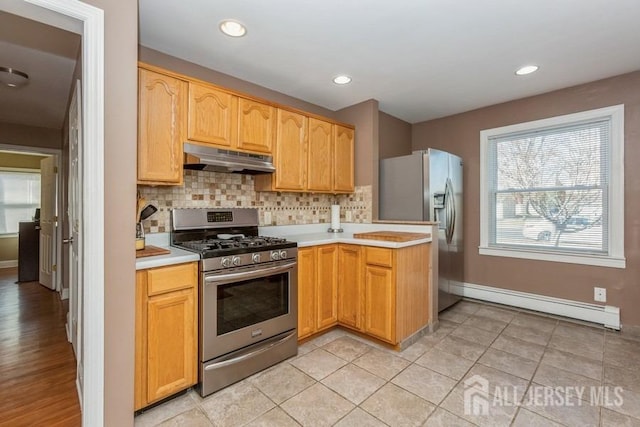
[
  {"xmin": 0, "ymin": 66, "xmax": 29, "ymax": 88},
  {"xmin": 219, "ymin": 20, "xmax": 247, "ymax": 37},
  {"xmin": 333, "ymin": 75, "xmax": 352, "ymax": 85},
  {"xmin": 515, "ymin": 65, "xmax": 539, "ymax": 76}
]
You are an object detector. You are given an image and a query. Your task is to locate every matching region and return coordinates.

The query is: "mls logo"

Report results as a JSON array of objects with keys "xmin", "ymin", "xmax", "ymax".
[{"xmin": 464, "ymin": 375, "xmax": 489, "ymax": 416}]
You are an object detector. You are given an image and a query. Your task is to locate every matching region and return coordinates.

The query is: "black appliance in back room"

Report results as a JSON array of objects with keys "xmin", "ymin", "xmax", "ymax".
[{"xmin": 18, "ymin": 208, "xmax": 40, "ymax": 282}]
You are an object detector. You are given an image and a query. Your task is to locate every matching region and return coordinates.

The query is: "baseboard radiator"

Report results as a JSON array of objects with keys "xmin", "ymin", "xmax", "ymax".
[{"xmin": 450, "ymin": 282, "xmax": 620, "ymax": 330}]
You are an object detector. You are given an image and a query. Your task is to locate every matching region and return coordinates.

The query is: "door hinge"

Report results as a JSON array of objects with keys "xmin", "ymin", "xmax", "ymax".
[
  {"xmin": 54, "ymin": 166, "xmax": 58, "ymax": 173},
  {"xmin": 54, "ymin": 215, "xmax": 58, "ymax": 222},
  {"xmin": 52, "ymin": 264, "xmax": 57, "ymax": 272}
]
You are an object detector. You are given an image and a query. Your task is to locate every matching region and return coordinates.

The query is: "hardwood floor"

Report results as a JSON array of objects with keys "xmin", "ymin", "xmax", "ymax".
[{"xmin": 0, "ymin": 267, "xmax": 81, "ymax": 427}]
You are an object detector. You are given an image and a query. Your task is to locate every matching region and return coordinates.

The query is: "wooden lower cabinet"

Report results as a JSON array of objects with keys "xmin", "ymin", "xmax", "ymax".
[
  {"xmin": 337, "ymin": 245, "xmax": 362, "ymax": 329},
  {"xmin": 135, "ymin": 262, "xmax": 198, "ymax": 411},
  {"xmin": 297, "ymin": 246, "xmax": 338, "ymax": 339},
  {"xmin": 363, "ymin": 265, "xmax": 395, "ymax": 342},
  {"xmin": 301, "ymin": 243, "xmax": 430, "ymax": 347},
  {"xmin": 297, "ymin": 247, "xmax": 317, "ymax": 339}
]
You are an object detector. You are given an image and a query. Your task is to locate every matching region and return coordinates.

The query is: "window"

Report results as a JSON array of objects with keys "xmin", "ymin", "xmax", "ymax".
[
  {"xmin": 0, "ymin": 171, "xmax": 41, "ymax": 235},
  {"xmin": 479, "ymin": 105, "xmax": 625, "ymax": 268}
]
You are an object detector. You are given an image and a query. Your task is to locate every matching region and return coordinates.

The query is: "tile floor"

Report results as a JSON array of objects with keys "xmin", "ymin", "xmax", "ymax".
[{"xmin": 134, "ymin": 300, "xmax": 640, "ymax": 427}]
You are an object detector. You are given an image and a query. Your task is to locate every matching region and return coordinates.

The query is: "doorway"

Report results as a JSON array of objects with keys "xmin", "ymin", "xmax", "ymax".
[{"xmin": 0, "ymin": 0, "xmax": 105, "ymax": 425}]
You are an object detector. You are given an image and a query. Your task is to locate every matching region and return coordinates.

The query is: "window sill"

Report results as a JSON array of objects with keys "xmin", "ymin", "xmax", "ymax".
[{"xmin": 479, "ymin": 246, "xmax": 626, "ymax": 269}]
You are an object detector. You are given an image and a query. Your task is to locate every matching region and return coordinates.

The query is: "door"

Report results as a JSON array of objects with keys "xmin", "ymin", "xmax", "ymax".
[
  {"xmin": 333, "ymin": 125, "xmax": 354, "ymax": 192},
  {"xmin": 39, "ymin": 156, "xmax": 56, "ymax": 290},
  {"xmin": 337, "ymin": 245, "xmax": 362, "ymax": 330},
  {"xmin": 237, "ymin": 98, "xmax": 275, "ymax": 153},
  {"xmin": 274, "ymin": 109, "xmax": 307, "ymax": 190},
  {"xmin": 297, "ymin": 247, "xmax": 316, "ymax": 339},
  {"xmin": 316, "ymin": 245, "xmax": 338, "ymax": 330},
  {"xmin": 188, "ymin": 82, "xmax": 237, "ymax": 147},
  {"xmin": 67, "ymin": 80, "xmax": 83, "ymax": 376},
  {"xmin": 307, "ymin": 118, "xmax": 333, "ymax": 191},
  {"xmin": 364, "ymin": 265, "xmax": 395, "ymax": 343}
]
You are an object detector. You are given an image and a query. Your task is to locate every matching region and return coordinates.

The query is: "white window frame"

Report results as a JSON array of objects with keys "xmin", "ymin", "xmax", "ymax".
[
  {"xmin": 479, "ymin": 105, "xmax": 625, "ymax": 269},
  {"xmin": 0, "ymin": 168, "xmax": 41, "ymax": 236}
]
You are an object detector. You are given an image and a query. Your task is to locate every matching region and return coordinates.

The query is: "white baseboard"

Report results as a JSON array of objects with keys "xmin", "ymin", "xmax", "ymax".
[
  {"xmin": 61, "ymin": 288, "xmax": 69, "ymax": 300},
  {"xmin": 450, "ymin": 281, "xmax": 621, "ymax": 330},
  {"xmin": 0, "ymin": 260, "xmax": 18, "ymax": 268}
]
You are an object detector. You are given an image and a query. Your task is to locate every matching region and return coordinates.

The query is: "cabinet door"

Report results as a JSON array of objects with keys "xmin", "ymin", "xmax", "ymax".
[
  {"xmin": 237, "ymin": 98, "xmax": 275, "ymax": 153},
  {"xmin": 364, "ymin": 265, "xmax": 395, "ymax": 343},
  {"xmin": 134, "ymin": 271, "xmax": 147, "ymax": 411},
  {"xmin": 146, "ymin": 288, "xmax": 197, "ymax": 404},
  {"xmin": 333, "ymin": 125, "xmax": 355, "ymax": 192},
  {"xmin": 297, "ymin": 247, "xmax": 317, "ymax": 339},
  {"xmin": 307, "ymin": 118, "xmax": 333, "ymax": 192},
  {"xmin": 337, "ymin": 245, "xmax": 362, "ymax": 330},
  {"xmin": 138, "ymin": 68, "xmax": 187, "ymax": 184},
  {"xmin": 316, "ymin": 245, "xmax": 338, "ymax": 330},
  {"xmin": 188, "ymin": 82, "xmax": 237, "ymax": 147},
  {"xmin": 274, "ymin": 109, "xmax": 307, "ymax": 190}
]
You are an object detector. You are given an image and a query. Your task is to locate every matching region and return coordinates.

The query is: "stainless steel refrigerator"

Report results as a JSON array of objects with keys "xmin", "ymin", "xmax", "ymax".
[{"xmin": 379, "ymin": 149, "xmax": 463, "ymax": 312}]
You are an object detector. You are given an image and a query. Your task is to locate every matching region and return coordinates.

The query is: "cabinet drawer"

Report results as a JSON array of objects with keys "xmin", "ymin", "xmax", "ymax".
[
  {"xmin": 147, "ymin": 263, "xmax": 197, "ymax": 296},
  {"xmin": 365, "ymin": 247, "xmax": 393, "ymax": 268}
]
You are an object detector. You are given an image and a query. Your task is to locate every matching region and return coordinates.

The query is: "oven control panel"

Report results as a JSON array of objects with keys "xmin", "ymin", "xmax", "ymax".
[{"xmin": 207, "ymin": 248, "xmax": 297, "ymax": 271}]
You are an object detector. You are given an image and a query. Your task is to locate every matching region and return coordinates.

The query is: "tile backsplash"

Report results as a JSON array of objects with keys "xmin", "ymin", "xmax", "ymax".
[{"xmin": 138, "ymin": 170, "xmax": 372, "ymax": 233}]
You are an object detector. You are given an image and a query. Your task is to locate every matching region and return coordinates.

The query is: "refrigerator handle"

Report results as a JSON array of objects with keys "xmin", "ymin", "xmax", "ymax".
[{"xmin": 445, "ymin": 178, "xmax": 455, "ymax": 244}]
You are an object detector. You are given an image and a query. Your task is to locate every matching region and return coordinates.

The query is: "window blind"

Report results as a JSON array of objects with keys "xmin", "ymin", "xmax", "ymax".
[
  {"xmin": 0, "ymin": 171, "xmax": 41, "ymax": 234},
  {"xmin": 487, "ymin": 119, "xmax": 609, "ymax": 254}
]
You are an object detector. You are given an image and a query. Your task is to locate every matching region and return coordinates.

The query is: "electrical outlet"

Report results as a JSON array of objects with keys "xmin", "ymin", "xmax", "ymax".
[{"xmin": 594, "ymin": 287, "xmax": 607, "ymax": 303}]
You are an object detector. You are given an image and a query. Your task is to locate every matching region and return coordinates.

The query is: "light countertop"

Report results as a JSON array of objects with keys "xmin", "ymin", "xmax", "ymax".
[
  {"xmin": 136, "ymin": 233, "xmax": 199, "ymax": 270},
  {"xmin": 136, "ymin": 222, "xmax": 435, "ymax": 269},
  {"xmin": 259, "ymin": 223, "xmax": 433, "ymax": 248}
]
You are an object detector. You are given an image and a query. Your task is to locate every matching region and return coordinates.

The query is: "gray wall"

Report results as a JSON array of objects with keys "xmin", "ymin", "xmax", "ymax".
[{"xmin": 412, "ymin": 71, "xmax": 640, "ymax": 327}]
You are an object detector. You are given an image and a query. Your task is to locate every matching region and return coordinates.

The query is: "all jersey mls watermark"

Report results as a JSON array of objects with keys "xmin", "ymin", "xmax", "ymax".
[{"xmin": 463, "ymin": 375, "xmax": 624, "ymax": 416}]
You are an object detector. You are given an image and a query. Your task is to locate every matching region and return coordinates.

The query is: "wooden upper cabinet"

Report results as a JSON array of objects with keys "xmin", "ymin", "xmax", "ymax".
[
  {"xmin": 138, "ymin": 68, "xmax": 187, "ymax": 185},
  {"xmin": 333, "ymin": 124, "xmax": 355, "ymax": 192},
  {"xmin": 307, "ymin": 118, "xmax": 334, "ymax": 192},
  {"xmin": 274, "ymin": 109, "xmax": 307, "ymax": 190},
  {"xmin": 187, "ymin": 82, "xmax": 237, "ymax": 148},
  {"xmin": 237, "ymin": 98, "xmax": 275, "ymax": 154}
]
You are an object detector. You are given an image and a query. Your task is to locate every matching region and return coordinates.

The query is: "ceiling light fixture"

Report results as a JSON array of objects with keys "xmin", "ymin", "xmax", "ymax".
[
  {"xmin": 219, "ymin": 20, "xmax": 247, "ymax": 37},
  {"xmin": 333, "ymin": 75, "xmax": 352, "ymax": 85},
  {"xmin": 515, "ymin": 65, "xmax": 539, "ymax": 76},
  {"xmin": 0, "ymin": 67, "xmax": 29, "ymax": 88}
]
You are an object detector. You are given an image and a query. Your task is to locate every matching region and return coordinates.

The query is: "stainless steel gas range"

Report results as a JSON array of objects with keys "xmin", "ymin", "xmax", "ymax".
[{"xmin": 171, "ymin": 208, "xmax": 298, "ymax": 397}]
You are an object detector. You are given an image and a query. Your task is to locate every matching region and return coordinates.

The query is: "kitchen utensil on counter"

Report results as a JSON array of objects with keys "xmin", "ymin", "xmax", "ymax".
[
  {"xmin": 137, "ymin": 195, "xmax": 146, "ymax": 222},
  {"xmin": 139, "ymin": 204, "xmax": 158, "ymax": 221},
  {"xmin": 136, "ymin": 222, "xmax": 145, "ymax": 250}
]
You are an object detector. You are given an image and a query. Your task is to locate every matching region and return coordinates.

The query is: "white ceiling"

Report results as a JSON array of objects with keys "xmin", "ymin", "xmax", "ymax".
[
  {"xmin": 0, "ymin": 11, "xmax": 80, "ymax": 130},
  {"xmin": 139, "ymin": 0, "xmax": 640, "ymax": 124}
]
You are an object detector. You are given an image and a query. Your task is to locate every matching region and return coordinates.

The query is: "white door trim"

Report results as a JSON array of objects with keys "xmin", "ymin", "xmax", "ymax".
[{"xmin": 10, "ymin": 0, "xmax": 105, "ymax": 425}]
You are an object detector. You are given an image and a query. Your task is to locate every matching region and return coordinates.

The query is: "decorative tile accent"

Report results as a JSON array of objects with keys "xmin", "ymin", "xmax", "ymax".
[{"xmin": 138, "ymin": 170, "xmax": 372, "ymax": 233}]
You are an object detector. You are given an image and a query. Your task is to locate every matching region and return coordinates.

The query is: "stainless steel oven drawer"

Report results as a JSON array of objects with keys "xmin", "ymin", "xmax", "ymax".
[{"xmin": 199, "ymin": 329, "xmax": 297, "ymax": 397}]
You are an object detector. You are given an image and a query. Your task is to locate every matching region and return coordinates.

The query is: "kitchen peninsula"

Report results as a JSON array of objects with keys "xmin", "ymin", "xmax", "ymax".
[{"xmin": 260, "ymin": 222, "xmax": 436, "ymax": 349}]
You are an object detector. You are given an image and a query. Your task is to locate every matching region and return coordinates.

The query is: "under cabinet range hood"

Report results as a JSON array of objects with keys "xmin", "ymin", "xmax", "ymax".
[{"xmin": 183, "ymin": 143, "xmax": 275, "ymax": 174}]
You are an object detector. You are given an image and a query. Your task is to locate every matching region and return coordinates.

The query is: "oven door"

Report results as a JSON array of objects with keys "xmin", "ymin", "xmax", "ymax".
[{"xmin": 201, "ymin": 260, "xmax": 297, "ymax": 361}]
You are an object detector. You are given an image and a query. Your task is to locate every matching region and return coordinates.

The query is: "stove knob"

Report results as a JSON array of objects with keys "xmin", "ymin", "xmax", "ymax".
[
  {"xmin": 252, "ymin": 253, "xmax": 261, "ymax": 263},
  {"xmin": 279, "ymin": 250, "xmax": 287, "ymax": 259},
  {"xmin": 221, "ymin": 257, "xmax": 231, "ymax": 268},
  {"xmin": 270, "ymin": 251, "xmax": 280, "ymax": 261},
  {"xmin": 232, "ymin": 256, "xmax": 241, "ymax": 266}
]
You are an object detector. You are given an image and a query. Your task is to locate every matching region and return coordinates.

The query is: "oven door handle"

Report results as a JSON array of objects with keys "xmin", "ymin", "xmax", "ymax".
[
  {"xmin": 204, "ymin": 262, "xmax": 296, "ymax": 284},
  {"xmin": 203, "ymin": 331, "xmax": 297, "ymax": 371}
]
